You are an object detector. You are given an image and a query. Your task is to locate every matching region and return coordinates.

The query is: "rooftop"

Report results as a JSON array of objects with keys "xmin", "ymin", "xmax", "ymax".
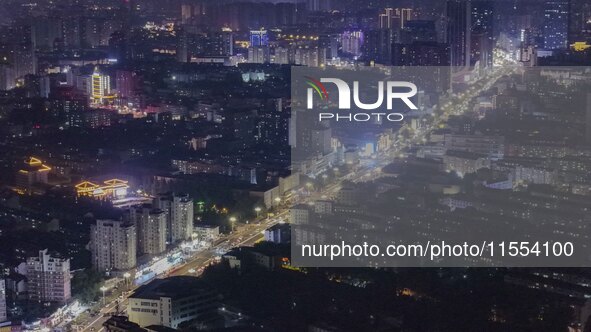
[{"xmin": 130, "ymin": 276, "xmax": 213, "ymax": 300}]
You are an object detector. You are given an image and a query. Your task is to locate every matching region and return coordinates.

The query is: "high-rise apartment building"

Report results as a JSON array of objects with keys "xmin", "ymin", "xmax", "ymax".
[
  {"xmin": 379, "ymin": 8, "xmax": 412, "ymax": 30},
  {"xmin": 26, "ymin": 249, "xmax": 71, "ymax": 304},
  {"xmin": 247, "ymin": 46, "xmax": 270, "ymax": 64},
  {"xmin": 543, "ymin": 1, "xmax": 570, "ymax": 50},
  {"xmin": 153, "ymin": 194, "xmax": 194, "ymax": 244},
  {"xmin": 393, "ymin": 42, "xmax": 450, "ymax": 66},
  {"xmin": 90, "ymin": 220, "xmax": 137, "ymax": 272},
  {"xmin": 569, "ymin": 0, "xmax": 591, "ymax": 44},
  {"xmin": 446, "ymin": 0, "xmax": 471, "ymax": 68},
  {"xmin": 129, "ymin": 206, "xmax": 167, "ymax": 256},
  {"xmin": 307, "ymin": 0, "xmax": 331, "ymax": 12},
  {"xmin": 364, "ymin": 28, "xmax": 396, "ymax": 65},
  {"xmin": 294, "ymin": 48, "xmax": 327, "ymax": 67},
  {"xmin": 115, "ymin": 70, "xmax": 139, "ymax": 99},
  {"xmin": 341, "ymin": 31, "xmax": 364, "ymax": 56},
  {"xmin": 471, "ymin": 0, "xmax": 494, "ymax": 68},
  {"xmin": 0, "ymin": 280, "xmax": 6, "ymax": 322},
  {"xmin": 176, "ymin": 28, "xmax": 188, "ymax": 63}
]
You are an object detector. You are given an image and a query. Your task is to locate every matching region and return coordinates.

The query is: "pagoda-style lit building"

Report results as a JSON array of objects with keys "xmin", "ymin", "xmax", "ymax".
[
  {"xmin": 75, "ymin": 179, "xmax": 129, "ymax": 200},
  {"xmin": 15, "ymin": 157, "xmax": 51, "ymax": 194}
]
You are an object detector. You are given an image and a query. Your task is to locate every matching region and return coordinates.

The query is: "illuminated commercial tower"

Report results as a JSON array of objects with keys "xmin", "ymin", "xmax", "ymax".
[
  {"xmin": 250, "ymin": 29, "xmax": 269, "ymax": 47},
  {"xmin": 90, "ymin": 220, "xmax": 137, "ymax": 272},
  {"xmin": 26, "ymin": 249, "xmax": 71, "ymax": 304},
  {"xmin": 90, "ymin": 67, "xmax": 111, "ymax": 104}
]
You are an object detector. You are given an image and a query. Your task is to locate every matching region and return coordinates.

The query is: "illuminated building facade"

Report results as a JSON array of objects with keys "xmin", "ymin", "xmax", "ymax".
[
  {"xmin": 0, "ymin": 280, "xmax": 5, "ymax": 322},
  {"xmin": 543, "ymin": 1, "xmax": 570, "ymax": 50},
  {"xmin": 447, "ymin": 0, "xmax": 471, "ymax": 69},
  {"xmin": 400, "ymin": 8, "xmax": 413, "ymax": 28},
  {"xmin": 127, "ymin": 276, "xmax": 219, "ymax": 328},
  {"xmin": 248, "ymin": 46, "xmax": 270, "ymax": 64},
  {"xmin": 115, "ymin": 70, "xmax": 139, "ymax": 99},
  {"xmin": 471, "ymin": 0, "xmax": 494, "ymax": 68},
  {"xmin": 294, "ymin": 47, "xmax": 327, "ymax": 67},
  {"xmin": 379, "ymin": 8, "xmax": 412, "ymax": 29},
  {"xmin": 153, "ymin": 193, "xmax": 194, "ymax": 244},
  {"xmin": 90, "ymin": 219, "xmax": 137, "ymax": 272},
  {"xmin": 250, "ymin": 29, "xmax": 268, "ymax": 47},
  {"xmin": 75, "ymin": 179, "xmax": 129, "ymax": 200},
  {"xmin": 129, "ymin": 206, "xmax": 167, "ymax": 256},
  {"xmin": 15, "ymin": 157, "xmax": 51, "ymax": 194},
  {"xmin": 393, "ymin": 42, "xmax": 450, "ymax": 66},
  {"xmin": 90, "ymin": 67, "xmax": 113, "ymax": 104},
  {"xmin": 203, "ymin": 31, "xmax": 234, "ymax": 56},
  {"xmin": 341, "ymin": 30, "xmax": 364, "ymax": 56},
  {"xmin": 26, "ymin": 249, "xmax": 71, "ymax": 304}
]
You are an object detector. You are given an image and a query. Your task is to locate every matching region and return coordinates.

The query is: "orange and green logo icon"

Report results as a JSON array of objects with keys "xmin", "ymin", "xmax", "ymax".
[{"xmin": 305, "ymin": 76, "xmax": 329, "ymax": 101}]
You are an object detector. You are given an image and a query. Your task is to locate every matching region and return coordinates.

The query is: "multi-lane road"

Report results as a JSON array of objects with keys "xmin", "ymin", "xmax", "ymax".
[
  {"xmin": 170, "ymin": 211, "xmax": 289, "ymax": 277},
  {"xmin": 77, "ymin": 210, "xmax": 289, "ymax": 332}
]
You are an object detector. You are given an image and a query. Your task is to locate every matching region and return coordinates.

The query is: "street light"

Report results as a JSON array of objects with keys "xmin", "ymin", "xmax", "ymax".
[
  {"xmin": 123, "ymin": 272, "xmax": 131, "ymax": 291},
  {"xmin": 100, "ymin": 286, "xmax": 107, "ymax": 305},
  {"xmin": 229, "ymin": 216, "xmax": 237, "ymax": 232},
  {"xmin": 254, "ymin": 207, "xmax": 261, "ymax": 218}
]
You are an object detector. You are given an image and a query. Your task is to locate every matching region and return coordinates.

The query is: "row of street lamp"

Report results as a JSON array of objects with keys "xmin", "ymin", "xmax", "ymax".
[{"xmin": 99, "ymin": 272, "xmax": 133, "ymax": 306}]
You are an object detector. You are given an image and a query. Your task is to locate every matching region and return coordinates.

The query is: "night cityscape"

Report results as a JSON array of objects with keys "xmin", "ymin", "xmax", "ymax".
[{"xmin": 0, "ymin": 0, "xmax": 590, "ymax": 331}]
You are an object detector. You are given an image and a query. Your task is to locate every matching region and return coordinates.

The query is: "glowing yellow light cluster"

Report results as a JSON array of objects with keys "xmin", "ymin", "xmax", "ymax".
[
  {"xmin": 277, "ymin": 34, "xmax": 319, "ymax": 41},
  {"xmin": 14, "ymin": 157, "xmax": 52, "ymax": 195},
  {"xmin": 75, "ymin": 179, "xmax": 129, "ymax": 199},
  {"xmin": 25, "ymin": 157, "xmax": 51, "ymax": 171},
  {"xmin": 235, "ymin": 40, "xmax": 250, "ymax": 48},
  {"xmin": 571, "ymin": 42, "xmax": 591, "ymax": 52}
]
